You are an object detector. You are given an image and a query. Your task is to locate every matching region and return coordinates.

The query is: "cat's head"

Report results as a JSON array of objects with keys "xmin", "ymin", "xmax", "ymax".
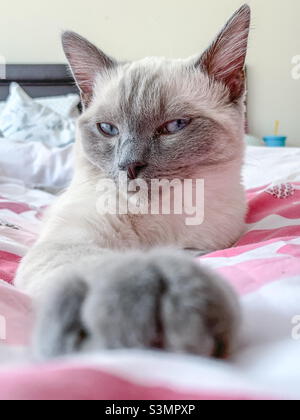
[{"xmin": 62, "ymin": 4, "xmax": 250, "ymax": 181}]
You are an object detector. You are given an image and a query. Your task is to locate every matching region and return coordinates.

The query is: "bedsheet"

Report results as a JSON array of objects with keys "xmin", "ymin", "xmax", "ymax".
[{"xmin": 0, "ymin": 179, "xmax": 300, "ymax": 400}]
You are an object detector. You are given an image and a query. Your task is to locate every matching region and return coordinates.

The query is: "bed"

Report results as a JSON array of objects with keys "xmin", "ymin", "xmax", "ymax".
[
  {"xmin": 0, "ymin": 66, "xmax": 300, "ymax": 400},
  {"xmin": 0, "ymin": 65, "xmax": 79, "ymax": 191}
]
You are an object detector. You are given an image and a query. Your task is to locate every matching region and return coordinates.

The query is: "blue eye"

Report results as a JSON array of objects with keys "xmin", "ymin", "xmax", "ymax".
[
  {"xmin": 97, "ymin": 123, "xmax": 119, "ymax": 137},
  {"xmin": 158, "ymin": 119, "xmax": 191, "ymax": 135}
]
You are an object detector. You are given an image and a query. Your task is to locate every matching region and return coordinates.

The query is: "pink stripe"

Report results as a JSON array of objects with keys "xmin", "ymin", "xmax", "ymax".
[
  {"xmin": 0, "ymin": 202, "xmax": 31, "ymax": 214},
  {"xmin": 218, "ymin": 255, "xmax": 300, "ymax": 295},
  {"xmin": 237, "ymin": 227, "xmax": 300, "ymax": 246},
  {"xmin": 0, "ymin": 251, "xmax": 21, "ymax": 284},
  {"xmin": 278, "ymin": 244, "xmax": 300, "ymax": 258},
  {"xmin": 246, "ymin": 192, "xmax": 300, "ymax": 224},
  {"xmin": 0, "ymin": 363, "xmax": 273, "ymax": 400},
  {"xmin": 202, "ymin": 237, "xmax": 286, "ymax": 259}
]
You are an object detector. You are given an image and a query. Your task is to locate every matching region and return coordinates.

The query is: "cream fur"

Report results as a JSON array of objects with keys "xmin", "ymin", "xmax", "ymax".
[{"xmin": 15, "ymin": 5, "xmax": 250, "ymax": 300}]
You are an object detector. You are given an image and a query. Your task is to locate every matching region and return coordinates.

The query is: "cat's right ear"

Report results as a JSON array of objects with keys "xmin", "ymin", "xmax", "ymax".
[{"xmin": 62, "ymin": 31, "xmax": 117, "ymax": 108}]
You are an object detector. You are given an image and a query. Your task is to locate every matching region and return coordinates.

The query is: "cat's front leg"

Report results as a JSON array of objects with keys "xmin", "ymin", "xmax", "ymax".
[{"xmin": 33, "ymin": 249, "xmax": 240, "ymax": 359}]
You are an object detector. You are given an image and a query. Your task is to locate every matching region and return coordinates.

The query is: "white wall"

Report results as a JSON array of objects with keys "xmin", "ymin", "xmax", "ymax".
[{"xmin": 0, "ymin": 0, "xmax": 299, "ymax": 145}]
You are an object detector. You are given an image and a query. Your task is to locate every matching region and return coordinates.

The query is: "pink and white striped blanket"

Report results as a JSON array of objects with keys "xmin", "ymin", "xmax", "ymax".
[{"xmin": 0, "ymin": 178, "xmax": 300, "ymax": 400}]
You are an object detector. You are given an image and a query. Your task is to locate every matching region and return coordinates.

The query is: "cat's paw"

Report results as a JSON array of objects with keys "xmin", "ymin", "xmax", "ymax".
[{"xmin": 33, "ymin": 250, "xmax": 240, "ymax": 359}]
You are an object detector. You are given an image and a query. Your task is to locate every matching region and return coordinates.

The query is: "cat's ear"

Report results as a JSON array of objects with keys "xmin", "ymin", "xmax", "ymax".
[
  {"xmin": 196, "ymin": 4, "xmax": 251, "ymax": 102},
  {"xmin": 62, "ymin": 31, "xmax": 117, "ymax": 108}
]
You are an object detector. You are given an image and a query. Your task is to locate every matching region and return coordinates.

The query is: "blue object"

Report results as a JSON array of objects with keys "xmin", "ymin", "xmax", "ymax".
[{"xmin": 263, "ymin": 136, "xmax": 287, "ymax": 147}]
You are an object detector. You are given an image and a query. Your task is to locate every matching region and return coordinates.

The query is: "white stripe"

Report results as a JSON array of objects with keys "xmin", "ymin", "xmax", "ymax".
[
  {"xmin": 201, "ymin": 237, "xmax": 300, "ymax": 269},
  {"xmin": 0, "ymin": 237, "xmax": 28, "ymax": 256},
  {"xmin": 247, "ymin": 214, "xmax": 300, "ymax": 230}
]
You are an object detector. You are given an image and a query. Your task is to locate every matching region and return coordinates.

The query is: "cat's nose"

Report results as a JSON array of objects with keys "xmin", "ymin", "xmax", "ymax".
[{"xmin": 119, "ymin": 161, "xmax": 148, "ymax": 179}]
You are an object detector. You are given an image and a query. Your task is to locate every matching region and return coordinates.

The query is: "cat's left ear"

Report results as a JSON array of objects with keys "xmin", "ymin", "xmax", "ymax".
[
  {"xmin": 196, "ymin": 4, "xmax": 251, "ymax": 102},
  {"xmin": 62, "ymin": 31, "xmax": 117, "ymax": 108}
]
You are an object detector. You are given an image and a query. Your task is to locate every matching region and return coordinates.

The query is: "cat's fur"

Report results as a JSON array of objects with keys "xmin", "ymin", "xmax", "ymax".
[{"xmin": 15, "ymin": 5, "xmax": 251, "ymax": 358}]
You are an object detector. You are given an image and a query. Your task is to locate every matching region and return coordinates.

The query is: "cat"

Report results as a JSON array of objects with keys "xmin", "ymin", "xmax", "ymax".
[{"xmin": 15, "ymin": 4, "xmax": 251, "ymax": 359}]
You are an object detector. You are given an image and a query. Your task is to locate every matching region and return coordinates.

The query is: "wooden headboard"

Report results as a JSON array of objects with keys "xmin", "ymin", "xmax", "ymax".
[{"xmin": 0, "ymin": 64, "xmax": 79, "ymax": 101}]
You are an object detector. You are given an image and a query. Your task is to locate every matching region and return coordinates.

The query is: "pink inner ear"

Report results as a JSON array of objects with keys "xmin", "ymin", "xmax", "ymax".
[
  {"xmin": 198, "ymin": 5, "xmax": 250, "ymax": 101},
  {"xmin": 225, "ymin": 69, "xmax": 246, "ymax": 102}
]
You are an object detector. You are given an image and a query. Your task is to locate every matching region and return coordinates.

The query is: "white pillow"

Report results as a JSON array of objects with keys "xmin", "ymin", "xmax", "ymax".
[
  {"xmin": 0, "ymin": 138, "xmax": 74, "ymax": 192},
  {"xmin": 0, "ymin": 93, "xmax": 80, "ymax": 119},
  {"xmin": 36, "ymin": 94, "xmax": 80, "ymax": 118},
  {"xmin": 243, "ymin": 146, "xmax": 300, "ymax": 189},
  {"xmin": 0, "ymin": 83, "xmax": 76, "ymax": 147},
  {"xmin": 0, "ymin": 102, "xmax": 5, "ymax": 115}
]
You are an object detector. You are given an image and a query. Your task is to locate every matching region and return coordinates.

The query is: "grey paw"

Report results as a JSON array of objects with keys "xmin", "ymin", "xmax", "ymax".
[{"xmin": 33, "ymin": 250, "xmax": 240, "ymax": 359}]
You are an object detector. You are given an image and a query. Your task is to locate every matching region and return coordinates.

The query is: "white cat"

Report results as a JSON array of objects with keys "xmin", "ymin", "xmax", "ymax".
[{"xmin": 15, "ymin": 5, "xmax": 250, "ymax": 359}]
